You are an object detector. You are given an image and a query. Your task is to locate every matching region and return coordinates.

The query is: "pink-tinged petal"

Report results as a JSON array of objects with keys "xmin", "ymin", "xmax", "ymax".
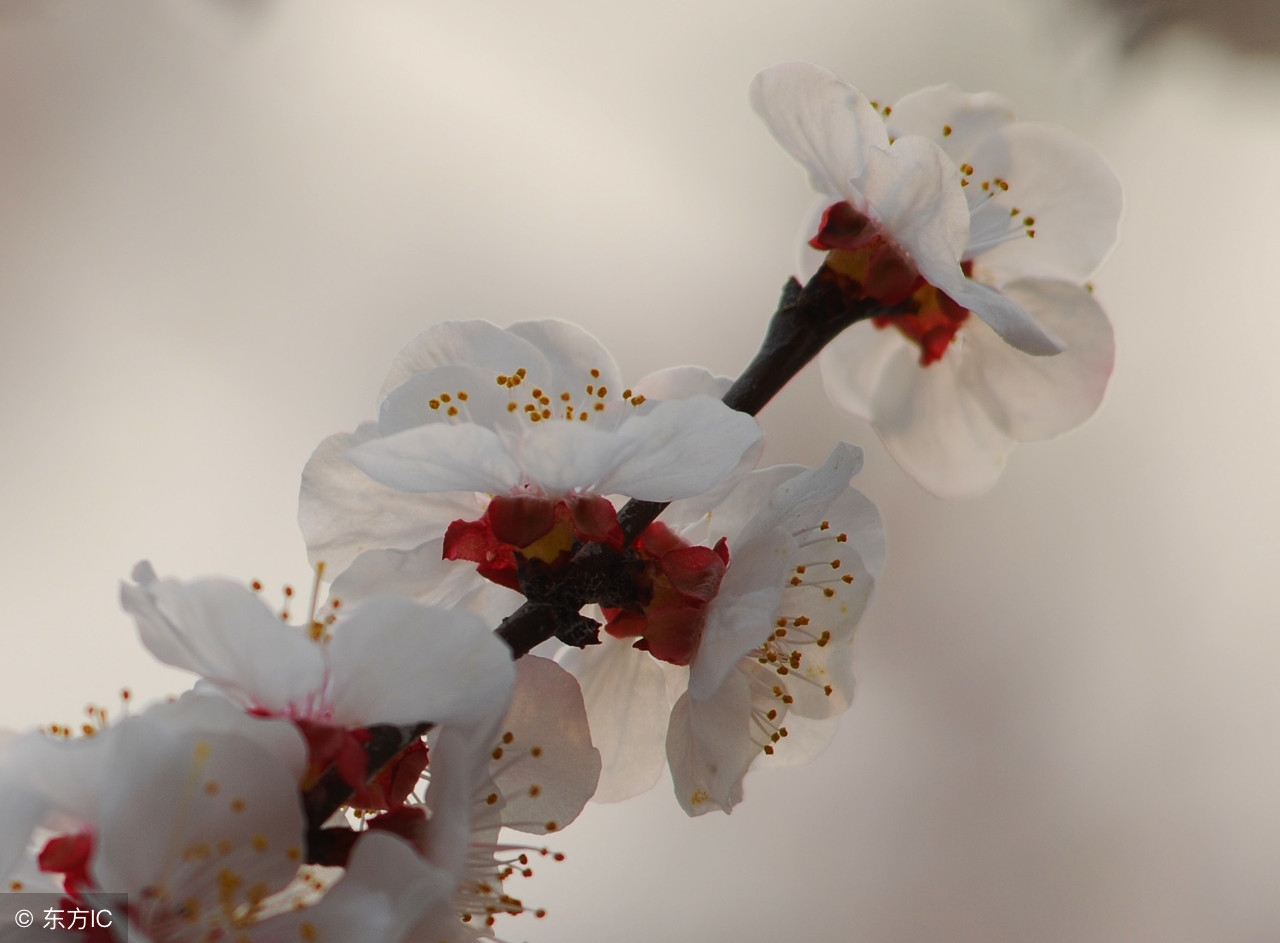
[
  {"xmin": 377, "ymin": 320, "xmax": 552, "ymax": 407},
  {"xmin": 666, "ymin": 674, "xmax": 757, "ymax": 816},
  {"xmin": 145, "ymin": 694, "xmax": 309, "ymax": 780},
  {"xmin": 121, "ymin": 563, "xmax": 326, "ymax": 716},
  {"xmin": 573, "ymin": 638, "xmax": 671, "ymax": 802},
  {"xmin": 750, "ymin": 62, "xmax": 889, "ymax": 199},
  {"xmin": 632, "ymin": 365, "xmax": 731, "ymax": 400},
  {"xmin": 488, "ymin": 657, "xmax": 600, "ymax": 835},
  {"xmin": 597, "ymin": 396, "xmax": 762, "ymax": 502},
  {"xmin": 300, "ymin": 424, "xmax": 483, "ymax": 573},
  {"xmin": 887, "ymin": 84, "xmax": 1015, "ymax": 162},
  {"xmin": 866, "ymin": 341, "xmax": 1016, "ymax": 497},
  {"xmin": 964, "ymin": 122, "xmax": 1122, "ymax": 284},
  {"xmin": 506, "ymin": 320, "xmax": 623, "ymax": 401},
  {"xmin": 859, "ymin": 137, "xmax": 970, "ymax": 269},
  {"xmin": 328, "ymin": 540, "xmax": 523, "ymax": 626},
  {"xmin": 93, "ymin": 723, "xmax": 305, "ymax": 913},
  {"xmin": 961, "ymin": 279, "xmax": 1115, "ymax": 441},
  {"xmin": 688, "ymin": 527, "xmax": 792, "ymax": 701},
  {"xmin": 255, "ymin": 832, "xmax": 454, "ymax": 943},
  {"xmin": 346, "ymin": 422, "xmax": 521, "ymax": 495},
  {"xmin": 327, "ymin": 598, "xmax": 515, "ymax": 728}
]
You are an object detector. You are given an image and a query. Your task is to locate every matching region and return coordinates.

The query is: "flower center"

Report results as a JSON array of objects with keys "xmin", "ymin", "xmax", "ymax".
[
  {"xmin": 811, "ymin": 201, "xmax": 923, "ymax": 306},
  {"xmin": 872, "ymin": 270, "xmax": 972, "ymax": 366},
  {"xmin": 603, "ymin": 523, "xmax": 729, "ymax": 667},
  {"xmin": 444, "ymin": 493, "xmax": 624, "ymax": 591}
]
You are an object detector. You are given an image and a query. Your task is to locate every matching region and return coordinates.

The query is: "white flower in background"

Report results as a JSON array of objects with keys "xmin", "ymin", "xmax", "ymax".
[
  {"xmin": 299, "ymin": 320, "xmax": 761, "ymax": 611},
  {"xmin": 571, "ymin": 443, "xmax": 884, "ymax": 814},
  {"xmin": 0, "ymin": 696, "xmax": 450, "ymax": 943},
  {"xmin": 752, "ymin": 62, "xmax": 1120, "ymax": 496},
  {"xmin": 120, "ymin": 562, "xmax": 516, "ymax": 802}
]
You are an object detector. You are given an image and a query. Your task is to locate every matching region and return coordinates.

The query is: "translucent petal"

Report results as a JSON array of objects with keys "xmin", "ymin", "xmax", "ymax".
[
  {"xmin": 121, "ymin": 564, "xmax": 326, "ymax": 717},
  {"xmin": 346, "ymin": 422, "xmax": 521, "ymax": 495},
  {"xmin": 299, "ymin": 423, "xmax": 481, "ymax": 573},
  {"xmin": 750, "ymin": 61, "xmax": 889, "ymax": 199},
  {"xmin": 327, "ymin": 598, "xmax": 515, "ymax": 728},
  {"xmin": 488, "ymin": 656, "xmax": 600, "ymax": 835},
  {"xmin": 573, "ymin": 639, "xmax": 672, "ymax": 802},
  {"xmin": 597, "ymin": 396, "xmax": 762, "ymax": 502},
  {"xmin": 666, "ymin": 675, "xmax": 757, "ymax": 816},
  {"xmin": 860, "ymin": 137, "xmax": 970, "ymax": 270},
  {"xmin": 866, "ymin": 338, "xmax": 1016, "ymax": 497},
  {"xmin": 887, "ymin": 84, "xmax": 1015, "ymax": 163},
  {"xmin": 506, "ymin": 320, "xmax": 623, "ymax": 402},
  {"xmin": 377, "ymin": 320, "xmax": 552, "ymax": 407},
  {"xmin": 961, "ymin": 279, "xmax": 1115, "ymax": 441},
  {"xmin": 964, "ymin": 122, "xmax": 1123, "ymax": 283}
]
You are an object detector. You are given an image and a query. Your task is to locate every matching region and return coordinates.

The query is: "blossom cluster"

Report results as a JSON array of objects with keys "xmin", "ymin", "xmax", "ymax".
[{"xmin": 0, "ymin": 62, "xmax": 1118, "ymax": 942}]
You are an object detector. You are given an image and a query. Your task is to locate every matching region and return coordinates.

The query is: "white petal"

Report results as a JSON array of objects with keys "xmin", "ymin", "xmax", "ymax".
[
  {"xmin": 886, "ymin": 84, "xmax": 1015, "ymax": 162},
  {"xmin": 300, "ymin": 423, "xmax": 481, "ymax": 573},
  {"xmin": 328, "ymin": 540, "xmax": 523, "ymax": 627},
  {"xmin": 750, "ymin": 61, "xmax": 889, "ymax": 199},
  {"xmin": 93, "ymin": 723, "xmax": 305, "ymax": 913},
  {"xmin": 121, "ymin": 565, "xmax": 327, "ymax": 716},
  {"xmin": 738, "ymin": 442, "xmax": 865, "ymax": 547},
  {"xmin": 422, "ymin": 711, "xmax": 508, "ymax": 879},
  {"xmin": 502, "ymin": 420, "xmax": 644, "ymax": 495},
  {"xmin": 688, "ymin": 527, "xmax": 792, "ymax": 701},
  {"xmin": 632, "ymin": 365, "xmax": 732, "ymax": 400},
  {"xmin": 488, "ymin": 657, "xmax": 601, "ymax": 834},
  {"xmin": 666, "ymin": 675, "xmax": 758, "ymax": 816},
  {"xmin": 379, "ymin": 365, "xmax": 519, "ymax": 437},
  {"xmin": 326, "ymin": 597, "xmax": 515, "ymax": 728},
  {"xmin": 860, "ymin": 137, "xmax": 970, "ymax": 270},
  {"xmin": 572, "ymin": 638, "xmax": 673, "ymax": 802},
  {"xmin": 597, "ymin": 396, "xmax": 763, "ymax": 501},
  {"xmin": 256, "ymin": 832, "xmax": 454, "ymax": 943},
  {"xmin": 346, "ymin": 422, "xmax": 521, "ymax": 495},
  {"xmin": 819, "ymin": 320, "xmax": 908, "ymax": 421},
  {"xmin": 867, "ymin": 338, "xmax": 1016, "ymax": 497},
  {"xmin": 0, "ymin": 776, "xmax": 49, "ymax": 886},
  {"xmin": 506, "ymin": 320, "xmax": 623, "ymax": 400},
  {"xmin": 377, "ymin": 320, "xmax": 552, "ymax": 407},
  {"xmin": 145, "ymin": 693, "xmax": 309, "ymax": 780},
  {"xmin": 965, "ymin": 122, "xmax": 1123, "ymax": 283},
  {"xmin": 930, "ymin": 269, "xmax": 1065, "ymax": 356},
  {"xmin": 961, "ymin": 279, "xmax": 1115, "ymax": 441}
]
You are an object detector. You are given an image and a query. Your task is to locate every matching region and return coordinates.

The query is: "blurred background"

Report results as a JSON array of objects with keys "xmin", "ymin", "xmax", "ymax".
[{"xmin": 2, "ymin": 0, "xmax": 1278, "ymax": 940}]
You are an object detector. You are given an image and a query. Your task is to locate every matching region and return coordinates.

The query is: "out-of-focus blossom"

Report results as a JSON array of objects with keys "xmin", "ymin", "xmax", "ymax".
[
  {"xmin": 0, "ymin": 696, "xmax": 451, "ymax": 943},
  {"xmin": 571, "ymin": 444, "xmax": 884, "ymax": 814},
  {"xmin": 299, "ymin": 320, "xmax": 761, "ymax": 613},
  {"xmin": 753, "ymin": 62, "xmax": 1120, "ymax": 496},
  {"xmin": 120, "ymin": 562, "xmax": 516, "ymax": 802},
  {"xmin": 396, "ymin": 657, "xmax": 598, "ymax": 942}
]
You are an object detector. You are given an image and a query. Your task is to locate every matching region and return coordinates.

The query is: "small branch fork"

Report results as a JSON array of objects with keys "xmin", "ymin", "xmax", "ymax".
[{"xmin": 301, "ymin": 264, "xmax": 890, "ymax": 850}]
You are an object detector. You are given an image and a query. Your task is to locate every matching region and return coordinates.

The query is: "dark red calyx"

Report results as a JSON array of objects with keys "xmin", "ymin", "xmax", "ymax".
[
  {"xmin": 813, "ymin": 202, "xmax": 923, "ymax": 305},
  {"xmin": 295, "ymin": 719, "xmax": 372, "ymax": 794},
  {"xmin": 444, "ymin": 493, "xmax": 623, "ymax": 591},
  {"xmin": 872, "ymin": 260, "xmax": 974, "ymax": 365},
  {"xmin": 350, "ymin": 739, "xmax": 429, "ymax": 812},
  {"xmin": 38, "ymin": 832, "xmax": 95, "ymax": 894},
  {"xmin": 604, "ymin": 524, "xmax": 730, "ymax": 667}
]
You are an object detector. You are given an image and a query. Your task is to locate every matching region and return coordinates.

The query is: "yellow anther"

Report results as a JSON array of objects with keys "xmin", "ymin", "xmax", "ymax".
[
  {"xmin": 492, "ymin": 747, "xmax": 504, "ymax": 760},
  {"xmin": 529, "ymin": 785, "xmax": 542, "ymax": 797},
  {"xmin": 440, "ymin": 393, "xmax": 452, "ymax": 403},
  {"xmin": 503, "ymin": 731, "xmax": 515, "ymax": 744},
  {"xmin": 823, "ymin": 588, "xmax": 835, "ymax": 598},
  {"xmin": 458, "ymin": 391, "xmax": 469, "ymax": 401},
  {"xmin": 428, "ymin": 399, "xmax": 440, "ymax": 409},
  {"xmin": 531, "ymin": 746, "xmax": 543, "ymax": 757},
  {"xmin": 942, "ymin": 124, "xmax": 953, "ymax": 136}
]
